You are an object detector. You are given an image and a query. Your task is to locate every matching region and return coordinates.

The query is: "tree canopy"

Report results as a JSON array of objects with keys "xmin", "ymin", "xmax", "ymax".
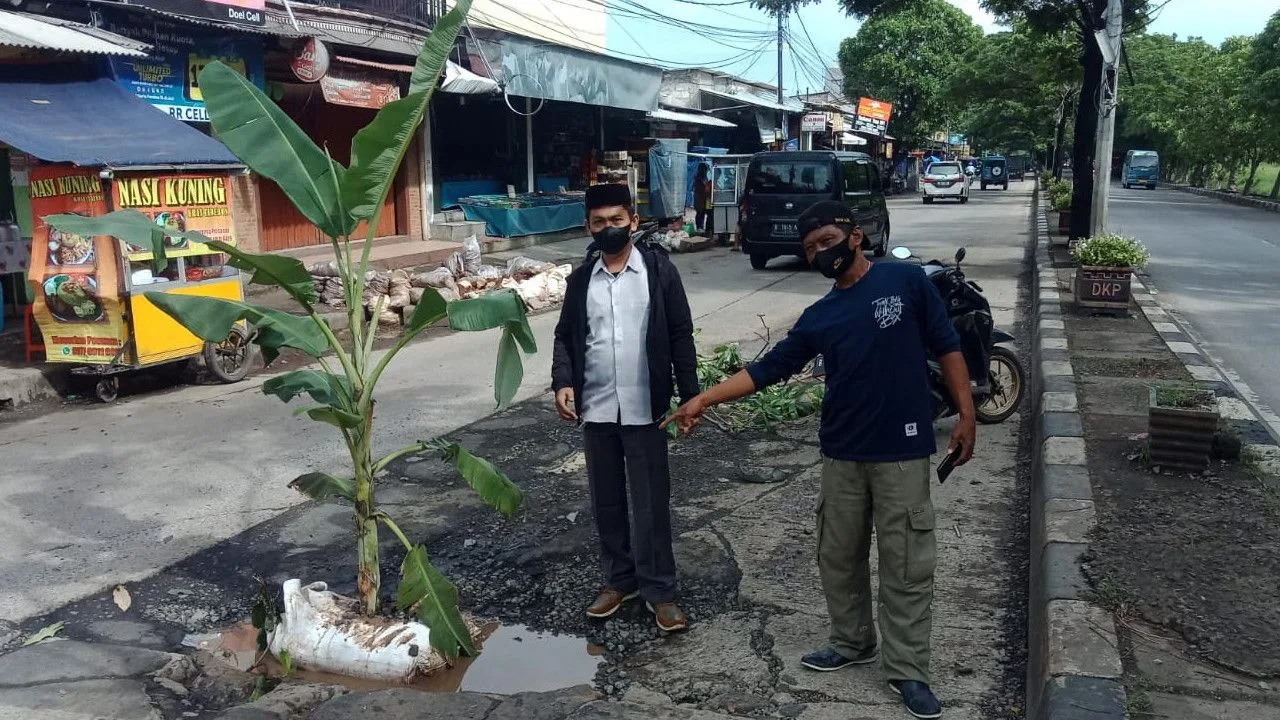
[{"xmin": 837, "ymin": 0, "xmax": 982, "ymax": 146}]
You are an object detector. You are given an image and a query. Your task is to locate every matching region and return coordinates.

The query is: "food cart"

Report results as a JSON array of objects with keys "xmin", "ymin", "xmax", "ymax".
[
  {"xmin": 688, "ymin": 153, "xmax": 751, "ymax": 244},
  {"xmin": 29, "ymin": 167, "xmax": 251, "ymax": 402}
]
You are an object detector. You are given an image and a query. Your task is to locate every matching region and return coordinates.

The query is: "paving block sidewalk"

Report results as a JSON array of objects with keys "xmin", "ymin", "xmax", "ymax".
[{"xmin": 1036, "ymin": 201, "xmax": 1280, "ymax": 720}]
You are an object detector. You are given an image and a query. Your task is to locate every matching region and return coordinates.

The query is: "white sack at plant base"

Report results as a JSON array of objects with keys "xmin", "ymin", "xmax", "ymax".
[{"xmin": 269, "ymin": 579, "xmax": 483, "ymax": 681}]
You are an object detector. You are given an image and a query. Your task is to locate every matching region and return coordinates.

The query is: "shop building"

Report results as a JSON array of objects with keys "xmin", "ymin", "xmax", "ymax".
[{"xmin": 658, "ymin": 68, "xmax": 802, "ymax": 152}]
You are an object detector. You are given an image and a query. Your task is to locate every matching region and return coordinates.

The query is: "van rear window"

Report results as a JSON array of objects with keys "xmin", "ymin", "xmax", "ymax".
[{"xmin": 747, "ymin": 161, "xmax": 833, "ymax": 194}]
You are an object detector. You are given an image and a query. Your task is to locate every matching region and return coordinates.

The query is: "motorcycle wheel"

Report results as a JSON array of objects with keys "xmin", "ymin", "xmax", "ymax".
[{"xmin": 976, "ymin": 346, "xmax": 1025, "ymax": 424}]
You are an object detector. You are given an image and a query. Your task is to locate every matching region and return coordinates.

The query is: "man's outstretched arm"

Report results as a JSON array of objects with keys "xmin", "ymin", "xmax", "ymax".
[{"xmin": 661, "ymin": 370, "xmax": 758, "ymax": 437}]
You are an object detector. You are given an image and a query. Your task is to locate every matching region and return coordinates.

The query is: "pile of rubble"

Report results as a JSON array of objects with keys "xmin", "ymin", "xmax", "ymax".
[{"xmin": 309, "ymin": 237, "xmax": 571, "ymax": 325}]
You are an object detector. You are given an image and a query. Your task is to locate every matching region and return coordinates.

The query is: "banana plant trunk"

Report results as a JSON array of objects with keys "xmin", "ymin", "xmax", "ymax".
[{"xmin": 354, "ymin": 416, "xmax": 380, "ymax": 615}]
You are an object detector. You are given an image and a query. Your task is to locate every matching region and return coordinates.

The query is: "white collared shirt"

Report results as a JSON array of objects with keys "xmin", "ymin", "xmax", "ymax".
[{"xmin": 581, "ymin": 248, "xmax": 652, "ymax": 425}]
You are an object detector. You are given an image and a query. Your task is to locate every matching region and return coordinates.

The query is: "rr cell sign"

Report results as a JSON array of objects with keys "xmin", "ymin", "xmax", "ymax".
[{"xmin": 107, "ymin": 17, "xmax": 264, "ymax": 123}]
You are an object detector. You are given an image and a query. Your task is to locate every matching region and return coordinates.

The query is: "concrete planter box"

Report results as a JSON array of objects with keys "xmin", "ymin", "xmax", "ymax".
[
  {"xmin": 1057, "ymin": 209, "xmax": 1072, "ymax": 234},
  {"xmin": 1074, "ymin": 265, "xmax": 1133, "ymax": 311},
  {"xmin": 1148, "ymin": 387, "xmax": 1218, "ymax": 471}
]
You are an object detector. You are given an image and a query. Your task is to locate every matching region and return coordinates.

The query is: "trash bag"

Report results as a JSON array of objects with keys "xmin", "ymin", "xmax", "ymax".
[
  {"xmin": 506, "ymin": 256, "xmax": 555, "ymax": 280},
  {"xmin": 411, "ymin": 267, "xmax": 456, "ymax": 289},
  {"xmin": 269, "ymin": 579, "xmax": 481, "ymax": 681},
  {"xmin": 461, "ymin": 235, "xmax": 483, "ymax": 275},
  {"xmin": 445, "ymin": 251, "xmax": 467, "ymax": 279},
  {"xmin": 309, "ymin": 260, "xmax": 341, "ymax": 277},
  {"xmin": 475, "ymin": 264, "xmax": 505, "ymax": 280},
  {"xmin": 387, "ymin": 272, "xmax": 412, "ymax": 309}
]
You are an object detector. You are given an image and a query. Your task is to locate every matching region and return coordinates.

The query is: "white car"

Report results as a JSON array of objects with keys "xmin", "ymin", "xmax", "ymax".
[{"xmin": 921, "ymin": 162, "xmax": 970, "ymax": 204}]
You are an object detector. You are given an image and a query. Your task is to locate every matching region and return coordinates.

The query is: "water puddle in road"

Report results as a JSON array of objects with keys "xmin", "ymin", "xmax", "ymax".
[{"xmin": 197, "ymin": 620, "xmax": 603, "ymax": 695}]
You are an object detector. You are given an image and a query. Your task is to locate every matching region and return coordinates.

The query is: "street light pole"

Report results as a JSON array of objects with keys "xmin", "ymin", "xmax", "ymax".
[
  {"xmin": 1091, "ymin": 0, "xmax": 1123, "ymax": 236},
  {"xmin": 777, "ymin": 12, "xmax": 786, "ymax": 141}
]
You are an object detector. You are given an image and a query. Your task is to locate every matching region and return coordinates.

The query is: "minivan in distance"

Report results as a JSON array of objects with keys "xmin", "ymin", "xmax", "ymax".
[
  {"xmin": 738, "ymin": 151, "xmax": 890, "ymax": 270},
  {"xmin": 1122, "ymin": 150, "xmax": 1159, "ymax": 189}
]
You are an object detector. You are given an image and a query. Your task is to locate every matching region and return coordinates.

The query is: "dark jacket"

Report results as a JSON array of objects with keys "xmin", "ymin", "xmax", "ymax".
[{"xmin": 552, "ymin": 242, "xmax": 700, "ymax": 424}]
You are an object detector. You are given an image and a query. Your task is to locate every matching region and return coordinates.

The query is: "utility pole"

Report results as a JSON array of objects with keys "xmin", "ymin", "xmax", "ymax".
[
  {"xmin": 1091, "ymin": 0, "xmax": 1122, "ymax": 236},
  {"xmin": 777, "ymin": 12, "xmax": 787, "ymax": 141}
]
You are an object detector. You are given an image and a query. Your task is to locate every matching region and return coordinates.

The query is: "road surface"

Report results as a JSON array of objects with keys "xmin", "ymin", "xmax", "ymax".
[{"xmin": 1108, "ymin": 184, "xmax": 1280, "ymax": 424}]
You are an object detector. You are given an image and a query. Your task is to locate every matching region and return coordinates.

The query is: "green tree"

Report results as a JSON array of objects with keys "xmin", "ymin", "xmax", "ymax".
[
  {"xmin": 981, "ymin": 0, "xmax": 1153, "ymax": 237},
  {"xmin": 948, "ymin": 23, "xmax": 1078, "ymax": 171},
  {"xmin": 1246, "ymin": 10, "xmax": 1280, "ymax": 198},
  {"xmin": 837, "ymin": 0, "xmax": 983, "ymax": 146}
]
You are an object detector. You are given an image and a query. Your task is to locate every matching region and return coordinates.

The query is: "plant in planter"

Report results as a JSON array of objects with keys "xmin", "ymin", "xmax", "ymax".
[
  {"xmin": 1049, "ymin": 180, "xmax": 1072, "ymax": 234},
  {"xmin": 1070, "ymin": 233, "xmax": 1149, "ymax": 312},
  {"xmin": 44, "ymin": 0, "xmax": 523, "ymax": 674},
  {"xmin": 1148, "ymin": 384, "xmax": 1219, "ymax": 471}
]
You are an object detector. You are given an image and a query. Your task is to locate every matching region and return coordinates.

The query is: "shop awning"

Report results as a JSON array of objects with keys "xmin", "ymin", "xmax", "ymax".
[
  {"xmin": 648, "ymin": 108, "xmax": 736, "ymax": 128},
  {"xmin": 0, "ymin": 66, "xmax": 240, "ymax": 168},
  {"xmin": 334, "ymin": 54, "xmax": 499, "ymax": 95},
  {"xmin": 701, "ymin": 87, "xmax": 804, "ymax": 114},
  {"xmin": 0, "ymin": 10, "xmax": 151, "ymax": 57},
  {"xmin": 841, "ymin": 133, "xmax": 867, "ymax": 146},
  {"xmin": 499, "ymin": 35, "xmax": 661, "ymax": 112}
]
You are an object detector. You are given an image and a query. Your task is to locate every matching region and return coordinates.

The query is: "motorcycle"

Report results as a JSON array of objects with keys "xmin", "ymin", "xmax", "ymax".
[{"xmin": 891, "ymin": 245, "xmax": 1025, "ymax": 424}]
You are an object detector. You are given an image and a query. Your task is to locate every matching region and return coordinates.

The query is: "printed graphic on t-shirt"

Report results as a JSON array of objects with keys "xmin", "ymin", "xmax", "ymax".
[
  {"xmin": 873, "ymin": 295, "xmax": 904, "ymax": 329},
  {"xmin": 905, "ymin": 422, "xmax": 918, "ymax": 437}
]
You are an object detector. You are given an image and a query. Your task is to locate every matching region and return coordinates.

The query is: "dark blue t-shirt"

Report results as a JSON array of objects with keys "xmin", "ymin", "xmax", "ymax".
[{"xmin": 746, "ymin": 261, "xmax": 962, "ymax": 462}]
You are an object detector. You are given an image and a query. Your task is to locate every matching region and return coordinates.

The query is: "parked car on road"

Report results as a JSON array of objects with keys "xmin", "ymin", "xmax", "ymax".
[
  {"xmin": 981, "ymin": 156, "xmax": 1009, "ymax": 190},
  {"xmin": 1008, "ymin": 155, "xmax": 1028, "ymax": 181},
  {"xmin": 739, "ymin": 151, "xmax": 890, "ymax": 270},
  {"xmin": 921, "ymin": 161, "xmax": 970, "ymax": 204}
]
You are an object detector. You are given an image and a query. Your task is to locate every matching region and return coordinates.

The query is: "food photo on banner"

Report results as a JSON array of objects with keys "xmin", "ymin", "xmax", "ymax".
[
  {"xmin": 27, "ymin": 166, "xmax": 127, "ymax": 363},
  {"xmin": 103, "ymin": 14, "xmax": 265, "ymax": 124}
]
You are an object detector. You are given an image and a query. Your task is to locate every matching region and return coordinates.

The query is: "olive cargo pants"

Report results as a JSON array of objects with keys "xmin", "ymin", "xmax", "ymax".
[{"xmin": 817, "ymin": 456, "xmax": 936, "ymax": 684}]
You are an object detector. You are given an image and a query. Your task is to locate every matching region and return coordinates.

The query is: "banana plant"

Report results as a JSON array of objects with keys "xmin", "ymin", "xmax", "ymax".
[{"xmin": 44, "ymin": 0, "xmax": 525, "ymax": 660}]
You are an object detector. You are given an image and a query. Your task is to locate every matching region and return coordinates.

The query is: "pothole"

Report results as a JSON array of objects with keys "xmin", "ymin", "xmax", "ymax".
[{"xmin": 193, "ymin": 620, "xmax": 603, "ymax": 695}]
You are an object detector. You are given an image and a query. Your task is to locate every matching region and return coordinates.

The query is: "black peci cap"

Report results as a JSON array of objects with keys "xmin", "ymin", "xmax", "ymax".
[
  {"xmin": 796, "ymin": 200, "xmax": 858, "ymax": 239},
  {"xmin": 585, "ymin": 183, "xmax": 633, "ymax": 214}
]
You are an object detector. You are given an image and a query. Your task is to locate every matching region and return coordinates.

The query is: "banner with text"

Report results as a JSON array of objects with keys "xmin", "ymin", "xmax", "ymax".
[
  {"xmin": 106, "ymin": 15, "xmax": 264, "ymax": 123},
  {"xmin": 28, "ymin": 166, "xmax": 127, "ymax": 364},
  {"xmin": 113, "ymin": 173, "xmax": 237, "ymax": 260}
]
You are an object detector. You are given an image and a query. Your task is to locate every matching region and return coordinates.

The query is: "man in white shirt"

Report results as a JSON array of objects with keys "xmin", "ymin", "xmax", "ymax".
[{"xmin": 551, "ymin": 184, "xmax": 700, "ymax": 632}]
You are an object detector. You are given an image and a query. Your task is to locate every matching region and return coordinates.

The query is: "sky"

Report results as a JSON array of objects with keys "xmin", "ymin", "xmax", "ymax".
[{"xmin": 604, "ymin": 0, "xmax": 1280, "ymax": 91}]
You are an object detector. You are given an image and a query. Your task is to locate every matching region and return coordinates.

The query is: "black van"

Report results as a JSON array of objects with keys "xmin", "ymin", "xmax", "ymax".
[{"xmin": 738, "ymin": 151, "xmax": 890, "ymax": 270}]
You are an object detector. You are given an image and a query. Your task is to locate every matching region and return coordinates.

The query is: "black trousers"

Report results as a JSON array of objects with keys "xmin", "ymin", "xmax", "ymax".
[
  {"xmin": 582, "ymin": 421, "xmax": 676, "ymax": 604},
  {"xmin": 695, "ymin": 208, "xmax": 713, "ymax": 235}
]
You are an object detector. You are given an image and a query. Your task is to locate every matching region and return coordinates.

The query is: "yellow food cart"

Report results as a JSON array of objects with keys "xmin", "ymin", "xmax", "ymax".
[{"xmin": 29, "ymin": 166, "xmax": 251, "ymax": 402}]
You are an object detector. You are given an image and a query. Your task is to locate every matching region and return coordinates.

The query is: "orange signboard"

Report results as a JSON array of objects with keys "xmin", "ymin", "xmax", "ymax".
[
  {"xmin": 27, "ymin": 166, "xmax": 128, "ymax": 364},
  {"xmin": 857, "ymin": 97, "xmax": 894, "ymax": 123}
]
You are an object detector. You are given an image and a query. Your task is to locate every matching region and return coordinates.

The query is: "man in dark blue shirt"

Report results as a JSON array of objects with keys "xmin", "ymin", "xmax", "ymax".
[{"xmin": 664, "ymin": 200, "xmax": 976, "ymax": 720}]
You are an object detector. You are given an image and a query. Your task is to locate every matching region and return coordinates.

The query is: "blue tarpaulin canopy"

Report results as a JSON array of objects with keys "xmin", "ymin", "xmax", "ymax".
[{"xmin": 0, "ymin": 65, "xmax": 240, "ymax": 168}]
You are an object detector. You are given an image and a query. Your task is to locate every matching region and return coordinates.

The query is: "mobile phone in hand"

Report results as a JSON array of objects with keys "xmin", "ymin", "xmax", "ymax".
[{"xmin": 937, "ymin": 447, "xmax": 961, "ymax": 483}]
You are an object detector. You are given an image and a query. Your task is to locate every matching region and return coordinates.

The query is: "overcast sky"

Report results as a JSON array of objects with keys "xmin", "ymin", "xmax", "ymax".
[{"xmin": 604, "ymin": 0, "xmax": 1280, "ymax": 90}]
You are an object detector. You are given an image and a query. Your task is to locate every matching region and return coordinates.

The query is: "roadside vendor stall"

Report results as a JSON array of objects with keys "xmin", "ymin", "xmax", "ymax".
[
  {"xmin": 0, "ymin": 64, "xmax": 248, "ymax": 400},
  {"xmin": 687, "ymin": 152, "xmax": 751, "ymax": 243},
  {"xmin": 456, "ymin": 192, "xmax": 586, "ymax": 238}
]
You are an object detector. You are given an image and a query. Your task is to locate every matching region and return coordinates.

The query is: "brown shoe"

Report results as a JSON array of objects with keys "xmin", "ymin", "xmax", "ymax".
[
  {"xmin": 586, "ymin": 588, "xmax": 638, "ymax": 619},
  {"xmin": 647, "ymin": 601, "xmax": 689, "ymax": 632}
]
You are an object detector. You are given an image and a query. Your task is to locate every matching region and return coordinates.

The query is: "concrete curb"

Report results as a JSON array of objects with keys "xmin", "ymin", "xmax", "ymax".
[
  {"xmin": 1027, "ymin": 182, "xmax": 1128, "ymax": 720},
  {"xmin": 1126, "ymin": 274, "xmax": 1280, "ymax": 462},
  {"xmin": 1170, "ymin": 184, "xmax": 1280, "ymax": 213}
]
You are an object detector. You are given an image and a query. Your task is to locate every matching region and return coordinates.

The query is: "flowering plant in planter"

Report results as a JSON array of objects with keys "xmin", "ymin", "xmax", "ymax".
[
  {"xmin": 44, "ymin": 0, "xmax": 522, "ymax": 665},
  {"xmin": 1071, "ymin": 233, "xmax": 1150, "ymax": 269},
  {"xmin": 1070, "ymin": 233, "xmax": 1149, "ymax": 312}
]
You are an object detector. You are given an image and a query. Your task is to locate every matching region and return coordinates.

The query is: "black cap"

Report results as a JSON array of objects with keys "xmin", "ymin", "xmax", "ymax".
[
  {"xmin": 797, "ymin": 200, "xmax": 858, "ymax": 239},
  {"xmin": 585, "ymin": 183, "xmax": 633, "ymax": 214}
]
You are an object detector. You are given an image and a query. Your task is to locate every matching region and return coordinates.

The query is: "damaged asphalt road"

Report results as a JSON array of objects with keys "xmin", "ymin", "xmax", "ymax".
[{"xmin": 2, "ymin": 186, "xmax": 1035, "ymax": 719}]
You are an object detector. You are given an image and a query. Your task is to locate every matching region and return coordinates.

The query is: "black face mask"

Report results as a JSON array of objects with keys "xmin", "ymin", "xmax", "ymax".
[
  {"xmin": 592, "ymin": 226, "xmax": 632, "ymax": 255},
  {"xmin": 812, "ymin": 235, "xmax": 856, "ymax": 279}
]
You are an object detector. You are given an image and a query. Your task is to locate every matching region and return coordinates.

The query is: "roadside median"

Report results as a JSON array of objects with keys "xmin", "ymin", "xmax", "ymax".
[{"xmin": 1031, "ymin": 181, "xmax": 1280, "ymax": 720}]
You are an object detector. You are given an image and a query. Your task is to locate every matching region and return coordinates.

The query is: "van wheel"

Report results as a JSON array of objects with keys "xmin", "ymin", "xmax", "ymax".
[
  {"xmin": 750, "ymin": 253, "xmax": 770, "ymax": 270},
  {"xmin": 923, "ymin": 197, "xmax": 933, "ymax": 204},
  {"xmin": 874, "ymin": 225, "xmax": 888, "ymax": 257}
]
